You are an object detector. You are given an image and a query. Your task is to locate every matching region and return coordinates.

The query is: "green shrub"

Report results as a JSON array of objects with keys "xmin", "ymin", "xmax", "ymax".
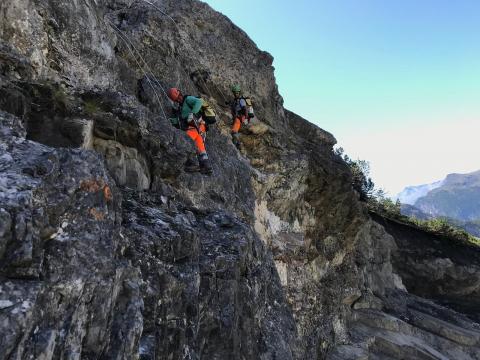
[
  {"xmin": 52, "ymin": 87, "xmax": 68, "ymax": 110},
  {"xmin": 334, "ymin": 147, "xmax": 376, "ymax": 201},
  {"xmin": 84, "ymin": 99, "xmax": 102, "ymax": 115}
]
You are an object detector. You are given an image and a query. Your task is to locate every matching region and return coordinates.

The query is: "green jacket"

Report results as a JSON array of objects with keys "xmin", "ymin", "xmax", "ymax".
[{"xmin": 181, "ymin": 96, "xmax": 203, "ymax": 120}]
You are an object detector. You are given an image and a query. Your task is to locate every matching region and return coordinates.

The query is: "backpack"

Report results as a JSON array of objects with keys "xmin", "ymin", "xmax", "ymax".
[
  {"xmin": 170, "ymin": 95, "xmax": 217, "ymax": 130},
  {"xmin": 181, "ymin": 95, "xmax": 217, "ymax": 125},
  {"xmin": 243, "ymin": 97, "xmax": 255, "ymax": 119},
  {"xmin": 233, "ymin": 96, "xmax": 255, "ymax": 119},
  {"xmin": 200, "ymin": 98, "xmax": 217, "ymax": 125}
]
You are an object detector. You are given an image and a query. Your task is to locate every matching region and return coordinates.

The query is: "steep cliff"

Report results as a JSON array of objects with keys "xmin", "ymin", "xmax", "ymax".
[
  {"xmin": 372, "ymin": 213, "xmax": 480, "ymax": 321},
  {"xmin": 1, "ymin": 1, "xmax": 479, "ymax": 359}
]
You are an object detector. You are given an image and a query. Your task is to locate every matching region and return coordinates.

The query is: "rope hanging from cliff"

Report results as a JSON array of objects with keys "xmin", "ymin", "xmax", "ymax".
[
  {"xmin": 112, "ymin": 0, "xmax": 191, "ymax": 96},
  {"xmin": 140, "ymin": 0, "xmax": 177, "ymax": 24},
  {"xmin": 105, "ymin": 18, "xmax": 168, "ymax": 122},
  {"xmin": 112, "ymin": 23, "xmax": 169, "ymax": 100},
  {"xmin": 138, "ymin": 0, "xmax": 229, "ymax": 103},
  {"xmin": 106, "ymin": 18, "xmax": 168, "ymax": 99},
  {"xmin": 133, "ymin": 0, "xmax": 194, "ymax": 93}
]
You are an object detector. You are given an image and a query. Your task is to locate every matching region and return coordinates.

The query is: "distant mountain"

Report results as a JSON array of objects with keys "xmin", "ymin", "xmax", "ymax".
[
  {"xmin": 414, "ymin": 170, "xmax": 480, "ymax": 222},
  {"xmin": 400, "ymin": 204, "xmax": 432, "ymax": 220},
  {"xmin": 396, "ymin": 180, "xmax": 444, "ymax": 205},
  {"xmin": 401, "ymin": 203, "xmax": 480, "ymax": 237},
  {"xmin": 462, "ymin": 220, "xmax": 480, "ymax": 237},
  {"xmin": 399, "ymin": 169, "xmax": 480, "ymax": 237}
]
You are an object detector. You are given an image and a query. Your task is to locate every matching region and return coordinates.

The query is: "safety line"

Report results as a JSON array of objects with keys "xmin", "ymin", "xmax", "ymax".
[
  {"xmin": 139, "ymin": 0, "xmax": 229, "ymax": 102},
  {"xmin": 105, "ymin": 18, "xmax": 168, "ymax": 122},
  {"xmin": 105, "ymin": 14, "xmax": 169, "ymax": 99}
]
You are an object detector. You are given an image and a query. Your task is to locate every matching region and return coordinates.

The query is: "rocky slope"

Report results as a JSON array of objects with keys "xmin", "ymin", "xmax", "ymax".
[{"xmin": 1, "ymin": 0, "xmax": 479, "ymax": 359}]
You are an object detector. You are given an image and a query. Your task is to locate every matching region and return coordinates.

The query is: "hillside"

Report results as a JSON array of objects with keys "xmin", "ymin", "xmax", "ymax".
[
  {"xmin": 402, "ymin": 204, "xmax": 480, "ymax": 238},
  {"xmin": 414, "ymin": 170, "xmax": 480, "ymax": 221},
  {"xmin": 1, "ymin": 0, "xmax": 479, "ymax": 359}
]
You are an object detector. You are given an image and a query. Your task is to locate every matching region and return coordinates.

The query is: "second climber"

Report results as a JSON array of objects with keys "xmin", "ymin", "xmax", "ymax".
[{"xmin": 228, "ymin": 84, "xmax": 255, "ymax": 149}]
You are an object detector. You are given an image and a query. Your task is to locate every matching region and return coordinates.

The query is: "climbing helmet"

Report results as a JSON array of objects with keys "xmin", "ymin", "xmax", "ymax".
[{"xmin": 167, "ymin": 87, "xmax": 181, "ymax": 102}]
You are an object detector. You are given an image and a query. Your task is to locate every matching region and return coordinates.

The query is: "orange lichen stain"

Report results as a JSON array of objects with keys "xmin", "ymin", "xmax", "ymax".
[
  {"xmin": 103, "ymin": 185, "xmax": 113, "ymax": 202},
  {"xmin": 89, "ymin": 208, "xmax": 105, "ymax": 221},
  {"xmin": 80, "ymin": 178, "xmax": 105, "ymax": 193}
]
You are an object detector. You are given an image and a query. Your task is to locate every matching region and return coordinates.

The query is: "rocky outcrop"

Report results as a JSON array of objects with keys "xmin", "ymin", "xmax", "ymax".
[
  {"xmin": 0, "ymin": 110, "xmax": 143, "ymax": 358},
  {"xmin": 373, "ymin": 213, "xmax": 480, "ymax": 323},
  {"xmin": 330, "ymin": 291, "xmax": 480, "ymax": 360},
  {"xmin": 1, "ymin": 0, "xmax": 480, "ymax": 359}
]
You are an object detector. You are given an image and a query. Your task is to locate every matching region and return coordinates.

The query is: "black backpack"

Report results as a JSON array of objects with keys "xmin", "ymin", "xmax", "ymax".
[{"xmin": 232, "ymin": 96, "xmax": 255, "ymax": 119}]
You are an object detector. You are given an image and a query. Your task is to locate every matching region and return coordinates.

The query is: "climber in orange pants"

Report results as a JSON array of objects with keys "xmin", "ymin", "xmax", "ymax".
[
  {"xmin": 231, "ymin": 114, "xmax": 244, "ymax": 134},
  {"xmin": 185, "ymin": 126, "xmax": 206, "ymax": 154},
  {"xmin": 167, "ymin": 88, "xmax": 212, "ymax": 174}
]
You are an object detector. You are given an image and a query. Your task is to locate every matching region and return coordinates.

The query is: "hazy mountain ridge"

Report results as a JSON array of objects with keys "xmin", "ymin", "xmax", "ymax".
[
  {"xmin": 397, "ymin": 179, "xmax": 444, "ymax": 205},
  {"xmin": 398, "ymin": 170, "xmax": 480, "ymax": 237},
  {"xmin": 412, "ymin": 170, "xmax": 480, "ymax": 221}
]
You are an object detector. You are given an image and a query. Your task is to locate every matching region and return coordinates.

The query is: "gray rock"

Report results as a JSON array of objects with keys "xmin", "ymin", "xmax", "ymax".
[
  {"xmin": 0, "ymin": 111, "xmax": 143, "ymax": 359},
  {"xmin": 374, "ymin": 213, "xmax": 480, "ymax": 322}
]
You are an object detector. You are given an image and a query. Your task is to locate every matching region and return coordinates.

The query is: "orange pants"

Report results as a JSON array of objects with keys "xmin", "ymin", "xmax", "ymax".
[
  {"xmin": 231, "ymin": 116, "xmax": 246, "ymax": 134},
  {"xmin": 186, "ymin": 127, "xmax": 206, "ymax": 154}
]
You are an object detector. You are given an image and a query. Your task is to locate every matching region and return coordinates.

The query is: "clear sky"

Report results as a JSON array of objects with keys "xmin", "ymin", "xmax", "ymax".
[{"xmin": 203, "ymin": 0, "xmax": 480, "ymax": 195}]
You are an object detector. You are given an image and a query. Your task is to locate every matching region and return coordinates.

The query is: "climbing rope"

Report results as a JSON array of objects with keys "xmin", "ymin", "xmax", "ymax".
[
  {"xmin": 105, "ymin": 18, "xmax": 168, "ymax": 122},
  {"xmin": 108, "ymin": 20, "xmax": 168, "ymax": 99},
  {"xmin": 212, "ymin": 81, "xmax": 228, "ymax": 103},
  {"xmin": 104, "ymin": 0, "xmax": 231, "ymax": 128},
  {"xmin": 132, "ymin": 0, "xmax": 191, "ymax": 92},
  {"xmin": 141, "ymin": 0, "xmax": 177, "ymax": 25},
  {"xmin": 138, "ymin": 0, "xmax": 229, "ymax": 103}
]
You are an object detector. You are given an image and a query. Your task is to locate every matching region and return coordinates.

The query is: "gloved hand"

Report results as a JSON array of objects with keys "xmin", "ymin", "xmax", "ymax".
[
  {"xmin": 169, "ymin": 117, "xmax": 180, "ymax": 128},
  {"xmin": 187, "ymin": 113, "xmax": 194, "ymax": 122}
]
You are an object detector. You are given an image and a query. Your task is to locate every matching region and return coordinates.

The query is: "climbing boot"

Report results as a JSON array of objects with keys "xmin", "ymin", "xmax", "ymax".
[
  {"xmin": 231, "ymin": 132, "xmax": 241, "ymax": 150},
  {"xmin": 184, "ymin": 157, "xmax": 199, "ymax": 172},
  {"xmin": 198, "ymin": 154, "xmax": 213, "ymax": 175}
]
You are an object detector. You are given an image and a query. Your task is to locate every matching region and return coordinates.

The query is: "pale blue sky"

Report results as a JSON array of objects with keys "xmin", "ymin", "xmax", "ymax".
[{"xmin": 203, "ymin": 0, "xmax": 480, "ymax": 194}]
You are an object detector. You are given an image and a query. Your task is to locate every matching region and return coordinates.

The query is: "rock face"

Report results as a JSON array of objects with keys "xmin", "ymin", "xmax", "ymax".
[
  {"xmin": 373, "ymin": 213, "xmax": 480, "ymax": 323},
  {"xmin": 0, "ymin": 110, "xmax": 143, "ymax": 359},
  {"xmin": 1, "ymin": 0, "xmax": 479, "ymax": 359}
]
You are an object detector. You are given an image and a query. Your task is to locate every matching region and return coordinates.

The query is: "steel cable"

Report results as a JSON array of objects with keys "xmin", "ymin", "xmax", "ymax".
[
  {"xmin": 105, "ymin": 18, "xmax": 168, "ymax": 122},
  {"xmin": 139, "ymin": 0, "xmax": 229, "ymax": 102}
]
